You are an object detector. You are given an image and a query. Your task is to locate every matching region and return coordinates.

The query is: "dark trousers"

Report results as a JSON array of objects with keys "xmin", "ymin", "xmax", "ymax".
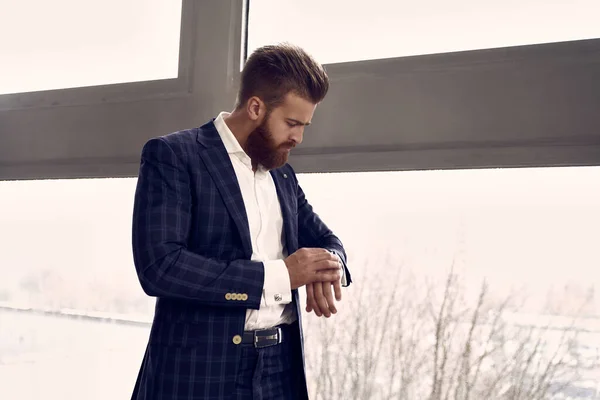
[{"xmin": 231, "ymin": 322, "xmax": 308, "ymax": 400}]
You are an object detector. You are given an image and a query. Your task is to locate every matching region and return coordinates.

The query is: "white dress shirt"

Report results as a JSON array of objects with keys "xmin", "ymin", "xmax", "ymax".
[{"xmin": 214, "ymin": 112, "xmax": 296, "ymax": 330}]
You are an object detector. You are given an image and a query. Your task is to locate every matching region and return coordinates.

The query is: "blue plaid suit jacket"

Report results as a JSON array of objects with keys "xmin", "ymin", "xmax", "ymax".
[{"xmin": 131, "ymin": 120, "xmax": 352, "ymax": 400}]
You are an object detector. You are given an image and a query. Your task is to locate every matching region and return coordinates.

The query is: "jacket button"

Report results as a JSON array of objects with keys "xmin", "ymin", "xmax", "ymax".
[
  {"xmin": 232, "ymin": 335, "xmax": 242, "ymax": 345},
  {"xmin": 225, "ymin": 293, "xmax": 232, "ymax": 300},
  {"xmin": 241, "ymin": 294, "xmax": 248, "ymax": 301}
]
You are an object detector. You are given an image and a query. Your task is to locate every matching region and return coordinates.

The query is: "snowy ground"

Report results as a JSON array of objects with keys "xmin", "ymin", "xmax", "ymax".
[
  {"xmin": 2, "ymin": 308, "xmax": 600, "ymax": 400},
  {"xmin": 0, "ymin": 310, "xmax": 149, "ymax": 400}
]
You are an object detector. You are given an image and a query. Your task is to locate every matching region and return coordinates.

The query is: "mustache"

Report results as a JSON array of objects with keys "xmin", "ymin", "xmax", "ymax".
[{"xmin": 280, "ymin": 142, "xmax": 296, "ymax": 150}]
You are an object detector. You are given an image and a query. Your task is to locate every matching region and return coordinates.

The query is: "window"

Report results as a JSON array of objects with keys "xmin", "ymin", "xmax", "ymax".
[
  {"xmin": 0, "ymin": 178, "xmax": 151, "ymax": 399},
  {"xmin": 0, "ymin": 0, "xmax": 182, "ymax": 95},
  {"xmin": 1, "ymin": 167, "xmax": 599, "ymax": 399},
  {"xmin": 248, "ymin": 0, "xmax": 600, "ymax": 64},
  {"xmin": 295, "ymin": 166, "xmax": 600, "ymax": 399}
]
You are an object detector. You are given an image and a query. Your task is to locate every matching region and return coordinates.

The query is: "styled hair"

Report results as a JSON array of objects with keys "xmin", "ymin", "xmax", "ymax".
[{"xmin": 236, "ymin": 43, "xmax": 329, "ymax": 110}]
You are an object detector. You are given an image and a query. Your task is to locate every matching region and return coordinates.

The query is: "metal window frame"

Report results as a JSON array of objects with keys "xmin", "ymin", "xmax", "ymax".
[
  {"xmin": 0, "ymin": 0, "xmax": 246, "ymax": 180},
  {"xmin": 289, "ymin": 38, "xmax": 600, "ymax": 173}
]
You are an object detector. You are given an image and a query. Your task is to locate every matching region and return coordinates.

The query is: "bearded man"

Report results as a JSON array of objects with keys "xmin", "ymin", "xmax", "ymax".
[{"xmin": 130, "ymin": 43, "xmax": 352, "ymax": 400}]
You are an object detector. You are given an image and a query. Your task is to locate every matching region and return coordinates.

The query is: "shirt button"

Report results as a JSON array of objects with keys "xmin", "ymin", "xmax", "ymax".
[{"xmin": 274, "ymin": 293, "xmax": 282, "ymax": 302}]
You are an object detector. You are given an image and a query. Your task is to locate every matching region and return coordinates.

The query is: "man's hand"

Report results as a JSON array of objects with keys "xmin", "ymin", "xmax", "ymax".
[
  {"xmin": 306, "ymin": 279, "xmax": 342, "ymax": 318},
  {"xmin": 284, "ymin": 248, "xmax": 341, "ymax": 290}
]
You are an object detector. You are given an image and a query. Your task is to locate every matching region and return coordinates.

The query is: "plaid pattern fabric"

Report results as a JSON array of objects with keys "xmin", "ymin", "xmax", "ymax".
[{"xmin": 130, "ymin": 121, "xmax": 351, "ymax": 399}]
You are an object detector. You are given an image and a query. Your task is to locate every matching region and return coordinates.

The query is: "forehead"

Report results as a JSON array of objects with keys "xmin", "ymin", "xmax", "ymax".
[{"xmin": 272, "ymin": 92, "xmax": 316, "ymax": 119}]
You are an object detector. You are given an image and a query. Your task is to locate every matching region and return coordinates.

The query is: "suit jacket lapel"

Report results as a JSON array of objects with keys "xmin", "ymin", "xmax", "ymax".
[
  {"xmin": 270, "ymin": 168, "xmax": 302, "ymax": 345},
  {"xmin": 197, "ymin": 123, "xmax": 253, "ymax": 259},
  {"xmin": 270, "ymin": 169, "xmax": 298, "ymax": 255}
]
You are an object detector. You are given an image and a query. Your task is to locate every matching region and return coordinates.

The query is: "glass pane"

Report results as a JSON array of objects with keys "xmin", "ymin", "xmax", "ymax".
[
  {"xmin": 2, "ymin": 167, "xmax": 600, "ymax": 399},
  {"xmin": 0, "ymin": 0, "xmax": 182, "ymax": 95},
  {"xmin": 295, "ymin": 166, "xmax": 600, "ymax": 399},
  {"xmin": 0, "ymin": 178, "xmax": 152, "ymax": 399},
  {"xmin": 248, "ymin": 0, "xmax": 600, "ymax": 64}
]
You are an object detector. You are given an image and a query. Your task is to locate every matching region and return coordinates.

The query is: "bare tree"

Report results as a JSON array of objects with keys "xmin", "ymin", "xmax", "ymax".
[{"xmin": 302, "ymin": 257, "xmax": 593, "ymax": 400}]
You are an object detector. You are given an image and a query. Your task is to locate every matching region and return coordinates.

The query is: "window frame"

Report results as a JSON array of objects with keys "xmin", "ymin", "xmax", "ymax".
[
  {"xmin": 0, "ymin": 0, "xmax": 246, "ymax": 180},
  {"xmin": 288, "ymin": 38, "xmax": 600, "ymax": 172}
]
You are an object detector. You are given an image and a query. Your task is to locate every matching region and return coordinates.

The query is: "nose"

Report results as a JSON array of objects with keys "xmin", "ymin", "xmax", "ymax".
[{"xmin": 291, "ymin": 128, "xmax": 304, "ymax": 145}]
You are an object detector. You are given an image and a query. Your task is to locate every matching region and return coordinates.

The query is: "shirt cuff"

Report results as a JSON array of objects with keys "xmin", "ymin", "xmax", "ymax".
[
  {"xmin": 263, "ymin": 260, "xmax": 293, "ymax": 306},
  {"xmin": 338, "ymin": 255, "xmax": 347, "ymax": 286}
]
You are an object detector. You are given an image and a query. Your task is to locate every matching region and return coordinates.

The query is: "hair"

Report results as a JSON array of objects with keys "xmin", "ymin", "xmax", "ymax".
[{"xmin": 235, "ymin": 43, "xmax": 329, "ymax": 110}]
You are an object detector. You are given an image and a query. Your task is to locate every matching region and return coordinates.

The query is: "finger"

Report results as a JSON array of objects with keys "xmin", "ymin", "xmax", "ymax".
[
  {"xmin": 323, "ymin": 281, "xmax": 337, "ymax": 314},
  {"xmin": 309, "ymin": 283, "xmax": 323, "ymax": 317},
  {"xmin": 302, "ymin": 248, "xmax": 329, "ymax": 256},
  {"xmin": 333, "ymin": 278, "xmax": 342, "ymax": 302},
  {"xmin": 313, "ymin": 260, "xmax": 341, "ymax": 272},
  {"xmin": 304, "ymin": 248, "xmax": 338, "ymax": 262},
  {"xmin": 308, "ymin": 254, "xmax": 338, "ymax": 267},
  {"xmin": 314, "ymin": 282, "xmax": 331, "ymax": 318},
  {"xmin": 315, "ymin": 269, "xmax": 342, "ymax": 282},
  {"xmin": 305, "ymin": 284, "xmax": 314, "ymax": 313},
  {"xmin": 310, "ymin": 284, "xmax": 323, "ymax": 317}
]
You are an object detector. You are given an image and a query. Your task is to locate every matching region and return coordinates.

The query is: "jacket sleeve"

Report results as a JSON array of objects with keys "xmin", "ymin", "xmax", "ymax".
[
  {"xmin": 132, "ymin": 137, "xmax": 265, "ymax": 309},
  {"xmin": 292, "ymin": 169, "xmax": 352, "ymax": 287}
]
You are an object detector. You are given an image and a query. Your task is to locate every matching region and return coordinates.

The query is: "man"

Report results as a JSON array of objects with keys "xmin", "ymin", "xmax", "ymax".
[{"xmin": 130, "ymin": 43, "xmax": 352, "ymax": 400}]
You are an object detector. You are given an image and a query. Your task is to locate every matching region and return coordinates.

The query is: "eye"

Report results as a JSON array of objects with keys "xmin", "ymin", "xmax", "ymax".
[{"xmin": 287, "ymin": 122, "xmax": 297, "ymax": 128}]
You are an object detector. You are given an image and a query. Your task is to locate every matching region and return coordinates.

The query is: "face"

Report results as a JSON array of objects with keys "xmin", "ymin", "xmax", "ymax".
[{"xmin": 246, "ymin": 92, "xmax": 316, "ymax": 170}]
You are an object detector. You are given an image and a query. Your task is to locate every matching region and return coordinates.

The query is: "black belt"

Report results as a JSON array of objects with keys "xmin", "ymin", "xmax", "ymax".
[{"xmin": 242, "ymin": 323, "xmax": 291, "ymax": 348}]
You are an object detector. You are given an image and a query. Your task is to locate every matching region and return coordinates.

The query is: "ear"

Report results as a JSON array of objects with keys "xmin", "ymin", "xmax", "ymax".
[{"xmin": 246, "ymin": 96, "xmax": 267, "ymax": 122}]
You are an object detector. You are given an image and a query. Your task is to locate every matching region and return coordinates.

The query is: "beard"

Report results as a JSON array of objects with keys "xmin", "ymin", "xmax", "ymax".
[{"xmin": 245, "ymin": 117, "xmax": 294, "ymax": 170}]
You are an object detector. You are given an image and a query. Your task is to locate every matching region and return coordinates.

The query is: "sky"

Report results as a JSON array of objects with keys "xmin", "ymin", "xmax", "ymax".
[
  {"xmin": 1, "ymin": 0, "xmax": 600, "ymax": 94},
  {"xmin": 248, "ymin": 0, "xmax": 600, "ymax": 64},
  {"xmin": 0, "ymin": 0, "xmax": 182, "ymax": 95}
]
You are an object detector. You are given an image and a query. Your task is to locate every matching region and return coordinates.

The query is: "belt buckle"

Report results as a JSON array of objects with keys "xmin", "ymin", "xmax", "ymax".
[{"xmin": 254, "ymin": 328, "xmax": 282, "ymax": 349}]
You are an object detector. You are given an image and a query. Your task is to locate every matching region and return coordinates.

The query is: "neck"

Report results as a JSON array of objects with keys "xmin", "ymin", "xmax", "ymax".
[{"xmin": 223, "ymin": 109, "xmax": 254, "ymax": 150}]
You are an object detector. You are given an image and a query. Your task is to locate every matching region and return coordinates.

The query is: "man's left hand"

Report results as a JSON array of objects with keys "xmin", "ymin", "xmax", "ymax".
[{"xmin": 305, "ymin": 277, "xmax": 342, "ymax": 318}]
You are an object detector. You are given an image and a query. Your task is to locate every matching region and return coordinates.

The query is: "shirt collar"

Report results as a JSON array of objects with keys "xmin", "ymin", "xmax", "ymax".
[
  {"xmin": 214, "ymin": 111, "xmax": 268, "ymax": 173},
  {"xmin": 214, "ymin": 112, "xmax": 245, "ymax": 155}
]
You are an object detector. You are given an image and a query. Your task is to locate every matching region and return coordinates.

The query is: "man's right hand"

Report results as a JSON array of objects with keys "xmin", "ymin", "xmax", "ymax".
[{"xmin": 284, "ymin": 248, "xmax": 341, "ymax": 290}]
